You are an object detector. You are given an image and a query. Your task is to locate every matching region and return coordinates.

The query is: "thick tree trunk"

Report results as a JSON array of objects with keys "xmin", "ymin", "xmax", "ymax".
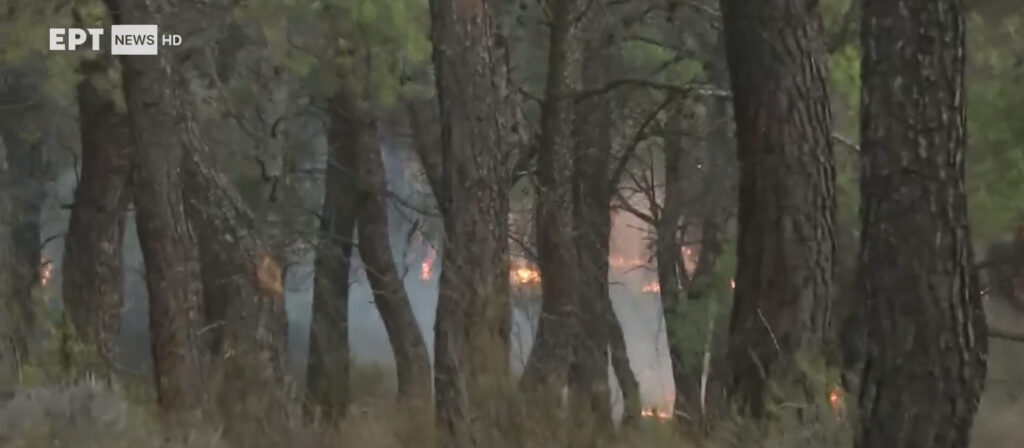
[
  {"xmin": 113, "ymin": 0, "xmax": 206, "ymax": 422},
  {"xmin": 350, "ymin": 96, "xmax": 432, "ymax": 404},
  {"xmin": 719, "ymin": 0, "xmax": 837, "ymax": 416},
  {"xmin": 429, "ymin": 0, "xmax": 512, "ymax": 446},
  {"xmin": 520, "ymin": 0, "xmax": 584, "ymax": 406},
  {"xmin": 62, "ymin": 57, "xmax": 132, "ymax": 370},
  {"xmin": 181, "ymin": 105, "xmax": 291, "ymax": 444},
  {"xmin": 569, "ymin": 5, "xmax": 616, "ymax": 435},
  {"xmin": 856, "ymin": 1, "xmax": 988, "ymax": 447},
  {"xmin": 0, "ymin": 105, "xmax": 43, "ymax": 371},
  {"xmin": 305, "ymin": 94, "xmax": 359, "ymax": 422}
]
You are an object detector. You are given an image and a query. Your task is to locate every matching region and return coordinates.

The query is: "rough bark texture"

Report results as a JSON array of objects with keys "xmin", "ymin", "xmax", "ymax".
[
  {"xmin": 63, "ymin": 57, "xmax": 132, "ymax": 369},
  {"xmin": 520, "ymin": 0, "xmax": 584, "ymax": 405},
  {"xmin": 856, "ymin": 1, "xmax": 988, "ymax": 447},
  {"xmin": 568, "ymin": 4, "xmax": 618, "ymax": 436},
  {"xmin": 181, "ymin": 101, "xmax": 291, "ymax": 445},
  {"xmin": 720, "ymin": 0, "xmax": 837, "ymax": 416},
  {"xmin": 305, "ymin": 93, "xmax": 359, "ymax": 422},
  {"xmin": 350, "ymin": 95, "xmax": 432, "ymax": 404},
  {"xmin": 112, "ymin": 0, "xmax": 205, "ymax": 422},
  {"xmin": 657, "ymin": 106, "xmax": 691, "ymax": 422},
  {"xmin": 429, "ymin": 0, "xmax": 512, "ymax": 446},
  {"xmin": 0, "ymin": 105, "xmax": 43, "ymax": 379}
]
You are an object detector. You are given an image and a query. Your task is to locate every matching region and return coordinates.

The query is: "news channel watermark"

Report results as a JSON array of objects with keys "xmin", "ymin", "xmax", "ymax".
[{"xmin": 49, "ymin": 25, "xmax": 181, "ymax": 55}]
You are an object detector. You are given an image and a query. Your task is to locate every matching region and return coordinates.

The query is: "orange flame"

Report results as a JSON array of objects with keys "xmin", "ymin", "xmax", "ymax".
[
  {"xmin": 511, "ymin": 260, "xmax": 541, "ymax": 285},
  {"xmin": 640, "ymin": 407, "xmax": 672, "ymax": 420},
  {"xmin": 420, "ymin": 247, "xmax": 436, "ymax": 282},
  {"xmin": 829, "ymin": 385, "xmax": 844, "ymax": 421},
  {"xmin": 642, "ymin": 281, "xmax": 660, "ymax": 293},
  {"xmin": 40, "ymin": 258, "xmax": 53, "ymax": 287}
]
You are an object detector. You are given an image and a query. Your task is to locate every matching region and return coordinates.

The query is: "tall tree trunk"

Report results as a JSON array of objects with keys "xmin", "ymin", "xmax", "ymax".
[
  {"xmin": 429, "ymin": 0, "xmax": 512, "ymax": 446},
  {"xmin": 719, "ymin": 0, "xmax": 837, "ymax": 416},
  {"xmin": 569, "ymin": 3, "xmax": 616, "ymax": 436},
  {"xmin": 657, "ymin": 106, "xmax": 691, "ymax": 422},
  {"xmin": 0, "ymin": 101, "xmax": 43, "ymax": 384},
  {"xmin": 305, "ymin": 94, "xmax": 359, "ymax": 422},
  {"xmin": 350, "ymin": 95, "xmax": 432, "ymax": 404},
  {"xmin": 856, "ymin": 1, "xmax": 987, "ymax": 446},
  {"xmin": 62, "ymin": 57, "xmax": 132, "ymax": 371},
  {"xmin": 181, "ymin": 103, "xmax": 291, "ymax": 445},
  {"xmin": 113, "ymin": 0, "xmax": 206, "ymax": 423},
  {"xmin": 520, "ymin": 0, "xmax": 584, "ymax": 406}
]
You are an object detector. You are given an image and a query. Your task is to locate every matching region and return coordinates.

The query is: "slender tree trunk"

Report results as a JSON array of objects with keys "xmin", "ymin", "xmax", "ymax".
[
  {"xmin": 856, "ymin": 1, "xmax": 987, "ymax": 446},
  {"xmin": 429, "ymin": 0, "xmax": 512, "ymax": 446},
  {"xmin": 719, "ymin": 0, "xmax": 837, "ymax": 416},
  {"xmin": 305, "ymin": 94, "xmax": 358, "ymax": 422},
  {"xmin": 62, "ymin": 57, "xmax": 132, "ymax": 370},
  {"xmin": 113, "ymin": 0, "xmax": 206, "ymax": 422},
  {"xmin": 657, "ymin": 106, "xmax": 691, "ymax": 422},
  {"xmin": 350, "ymin": 96, "xmax": 432, "ymax": 404},
  {"xmin": 520, "ymin": 0, "xmax": 584, "ymax": 407}
]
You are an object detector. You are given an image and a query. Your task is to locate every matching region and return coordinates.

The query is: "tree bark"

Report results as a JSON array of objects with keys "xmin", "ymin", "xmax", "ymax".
[
  {"xmin": 112, "ymin": 0, "xmax": 206, "ymax": 423},
  {"xmin": 856, "ymin": 1, "xmax": 988, "ymax": 447},
  {"xmin": 350, "ymin": 96, "xmax": 432, "ymax": 404},
  {"xmin": 305, "ymin": 93, "xmax": 359, "ymax": 422},
  {"xmin": 568, "ymin": 3, "xmax": 618, "ymax": 435},
  {"xmin": 0, "ymin": 103, "xmax": 44, "ymax": 373},
  {"xmin": 62, "ymin": 56, "xmax": 132, "ymax": 370},
  {"xmin": 520, "ymin": 0, "xmax": 585, "ymax": 406},
  {"xmin": 428, "ymin": 0, "xmax": 512, "ymax": 446},
  {"xmin": 719, "ymin": 0, "xmax": 838, "ymax": 416},
  {"xmin": 181, "ymin": 100, "xmax": 291, "ymax": 445},
  {"xmin": 657, "ymin": 106, "xmax": 692, "ymax": 422}
]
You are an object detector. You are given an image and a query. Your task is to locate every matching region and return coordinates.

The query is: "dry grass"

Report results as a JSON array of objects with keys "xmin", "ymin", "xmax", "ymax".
[{"xmin": 3, "ymin": 357, "xmax": 1022, "ymax": 448}]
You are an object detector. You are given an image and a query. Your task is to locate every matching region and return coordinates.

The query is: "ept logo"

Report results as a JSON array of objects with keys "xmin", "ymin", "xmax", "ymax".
[{"xmin": 49, "ymin": 24, "xmax": 182, "ymax": 55}]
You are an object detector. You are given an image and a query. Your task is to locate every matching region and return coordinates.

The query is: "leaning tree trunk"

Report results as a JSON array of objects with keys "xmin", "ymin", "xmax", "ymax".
[
  {"xmin": 181, "ymin": 106, "xmax": 291, "ymax": 445},
  {"xmin": 856, "ymin": 1, "xmax": 988, "ymax": 447},
  {"xmin": 350, "ymin": 94, "xmax": 432, "ymax": 404},
  {"xmin": 305, "ymin": 93, "xmax": 359, "ymax": 422},
  {"xmin": 520, "ymin": 0, "xmax": 585, "ymax": 408},
  {"xmin": 719, "ymin": 0, "xmax": 838, "ymax": 417},
  {"xmin": 62, "ymin": 56, "xmax": 132, "ymax": 371},
  {"xmin": 428, "ymin": 0, "xmax": 512, "ymax": 446},
  {"xmin": 111, "ymin": 0, "xmax": 205, "ymax": 424}
]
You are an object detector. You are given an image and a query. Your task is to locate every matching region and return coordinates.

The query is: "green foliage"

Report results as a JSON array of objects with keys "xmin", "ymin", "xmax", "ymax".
[
  {"xmin": 235, "ymin": 0, "xmax": 431, "ymax": 105},
  {"xmin": 966, "ymin": 12, "xmax": 1024, "ymax": 242}
]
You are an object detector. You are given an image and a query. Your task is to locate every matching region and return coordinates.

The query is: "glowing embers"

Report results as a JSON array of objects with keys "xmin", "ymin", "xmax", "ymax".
[
  {"xmin": 640, "ymin": 407, "xmax": 672, "ymax": 420},
  {"xmin": 829, "ymin": 385, "xmax": 844, "ymax": 421},
  {"xmin": 40, "ymin": 257, "xmax": 54, "ymax": 287},
  {"xmin": 511, "ymin": 261, "xmax": 541, "ymax": 285},
  {"xmin": 420, "ymin": 247, "xmax": 436, "ymax": 282},
  {"xmin": 642, "ymin": 281, "xmax": 661, "ymax": 293}
]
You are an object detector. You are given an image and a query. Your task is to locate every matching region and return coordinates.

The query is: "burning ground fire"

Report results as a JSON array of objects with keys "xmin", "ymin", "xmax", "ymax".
[
  {"xmin": 641, "ymin": 407, "xmax": 673, "ymax": 420},
  {"xmin": 420, "ymin": 247, "xmax": 436, "ymax": 282},
  {"xmin": 511, "ymin": 262, "xmax": 541, "ymax": 285},
  {"xmin": 40, "ymin": 257, "xmax": 53, "ymax": 287},
  {"xmin": 642, "ymin": 281, "xmax": 661, "ymax": 293},
  {"xmin": 418, "ymin": 247, "xmax": 542, "ymax": 286},
  {"xmin": 829, "ymin": 385, "xmax": 844, "ymax": 421}
]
